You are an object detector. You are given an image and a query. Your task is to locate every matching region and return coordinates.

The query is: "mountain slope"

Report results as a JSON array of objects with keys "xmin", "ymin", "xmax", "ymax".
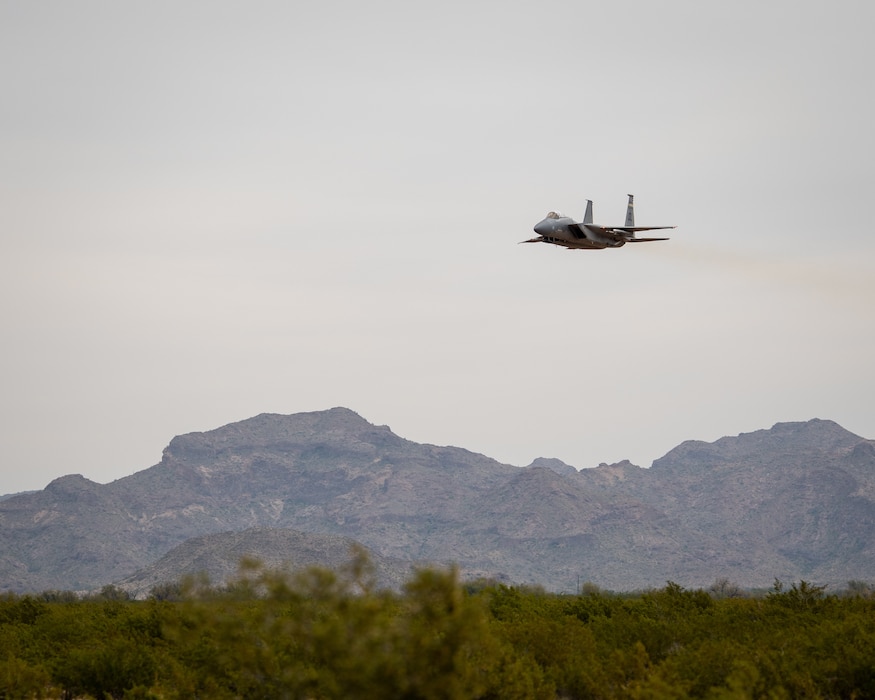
[
  {"xmin": 595, "ymin": 419, "xmax": 875, "ymax": 584},
  {"xmin": 116, "ymin": 527, "xmax": 415, "ymax": 598},
  {"xmin": 0, "ymin": 410, "xmax": 872, "ymax": 593}
]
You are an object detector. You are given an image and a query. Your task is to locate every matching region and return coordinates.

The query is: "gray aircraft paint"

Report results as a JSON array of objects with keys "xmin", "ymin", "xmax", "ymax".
[{"xmin": 523, "ymin": 194, "xmax": 674, "ymax": 250}]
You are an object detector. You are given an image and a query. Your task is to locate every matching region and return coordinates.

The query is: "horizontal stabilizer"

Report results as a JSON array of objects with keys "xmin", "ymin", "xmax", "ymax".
[
  {"xmin": 625, "ymin": 236, "xmax": 671, "ymax": 242},
  {"xmin": 583, "ymin": 225, "xmax": 675, "ymax": 236},
  {"xmin": 609, "ymin": 226, "xmax": 676, "ymax": 233}
]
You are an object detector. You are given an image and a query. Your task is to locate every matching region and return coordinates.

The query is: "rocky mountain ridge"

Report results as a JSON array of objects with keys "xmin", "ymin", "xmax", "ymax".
[{"xmin": 1, "ymin": 408, "xmax": 873, "ymax": 593}]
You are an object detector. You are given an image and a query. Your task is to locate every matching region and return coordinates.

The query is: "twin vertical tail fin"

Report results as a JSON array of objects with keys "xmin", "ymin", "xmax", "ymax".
[
  {"xmin": 583, "ymin": 199, "xmax": 593, "ymax": 224},
  {"xmin": 585, "ymin": 194, "xmax": 640, "ymax": 228}
]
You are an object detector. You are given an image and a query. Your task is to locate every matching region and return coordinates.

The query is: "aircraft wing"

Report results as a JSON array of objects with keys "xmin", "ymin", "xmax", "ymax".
[
  {"xmin": 578, "ymin": 224, "xmax": 674, "ymax": 243},
  {"xmin": 608, "ymin": 226, "xmax": 676, "ymax": 233},
  {"xmin": 612, "ymin": 226, "xmax": 673, "ymax": 242}
]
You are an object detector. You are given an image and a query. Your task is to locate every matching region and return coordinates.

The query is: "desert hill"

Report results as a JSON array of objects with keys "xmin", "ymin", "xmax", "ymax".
[
  {"xmin": 116, "ymin": 527, "xmax": 416, "ymax": 598},
  {"xmin": 1, "ymin": 408, "xmax": 872, "ymax": 593}
]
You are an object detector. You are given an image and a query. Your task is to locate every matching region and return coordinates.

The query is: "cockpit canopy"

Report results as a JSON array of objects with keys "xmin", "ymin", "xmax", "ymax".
[{"xmin": 546, "ymin": 211, "xmax": 565, "ymax": 219}]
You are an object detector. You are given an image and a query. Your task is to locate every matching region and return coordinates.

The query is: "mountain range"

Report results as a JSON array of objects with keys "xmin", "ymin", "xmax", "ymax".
[{"xmin": 1, "ymin": 408, "xmax": 873, "ymax": 594}]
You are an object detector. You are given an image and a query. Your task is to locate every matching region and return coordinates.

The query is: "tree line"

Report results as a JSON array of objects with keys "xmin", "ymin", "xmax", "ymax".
[{"xmin": 1, "ymin": 556, "xmax": 874, "ymax": 699}]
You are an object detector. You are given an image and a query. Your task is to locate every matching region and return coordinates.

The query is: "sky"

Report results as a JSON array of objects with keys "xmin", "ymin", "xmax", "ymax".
[{"xmin": 2, "ymin": 1, "xmax": 873, "ymax": 494}]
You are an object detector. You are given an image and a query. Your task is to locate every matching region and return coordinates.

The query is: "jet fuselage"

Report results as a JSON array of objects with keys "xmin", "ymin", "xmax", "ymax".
[
  {"xmin": 532, "ymin": 214, "xmax": 622, "ymax": 249},
  {"xmin": 523, "ymin": 196, "xmax": 673, "ymax": 250}
]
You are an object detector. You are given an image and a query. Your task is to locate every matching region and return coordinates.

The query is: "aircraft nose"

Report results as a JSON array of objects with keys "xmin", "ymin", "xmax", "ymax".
[{"xmin": 533, "ymin": 220, "xmax": 549, "ymax": 235}]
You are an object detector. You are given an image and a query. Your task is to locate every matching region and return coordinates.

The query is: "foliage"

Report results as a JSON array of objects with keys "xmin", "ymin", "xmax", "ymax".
[{"xmin": 1, "ymin": 569, "xmax": 874, "ymax": 698}]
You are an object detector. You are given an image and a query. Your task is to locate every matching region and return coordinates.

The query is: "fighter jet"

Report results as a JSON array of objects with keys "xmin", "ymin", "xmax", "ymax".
[{"xmin": 523, "ymin": 194, "xmax": 674, "ymax": 250}]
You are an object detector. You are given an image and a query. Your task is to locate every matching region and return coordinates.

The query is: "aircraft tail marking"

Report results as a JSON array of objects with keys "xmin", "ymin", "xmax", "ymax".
[
  {"xmin": 583, "ymin": 199, "xmax": 593, "ymax": 224},
  {"xmin": 625, "ymin": 194, "xmax": 635, "ymax": 227}
]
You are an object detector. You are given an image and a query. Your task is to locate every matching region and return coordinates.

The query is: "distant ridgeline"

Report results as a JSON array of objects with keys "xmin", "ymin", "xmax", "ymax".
[{"xmin": 0, "ymin": 407, "xmax": 873, "ymax": 594}]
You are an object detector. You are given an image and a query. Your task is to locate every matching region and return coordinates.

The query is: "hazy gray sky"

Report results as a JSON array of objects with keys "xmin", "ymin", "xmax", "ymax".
[{"xmin": 2, "ymin": 1, "xmax": 873, "ymax": 494}]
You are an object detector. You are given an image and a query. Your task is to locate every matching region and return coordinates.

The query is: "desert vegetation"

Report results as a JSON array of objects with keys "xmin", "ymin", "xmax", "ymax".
[{"xmin": 1, "ymin": 560, "xmax": 874, "ymax": 699}]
